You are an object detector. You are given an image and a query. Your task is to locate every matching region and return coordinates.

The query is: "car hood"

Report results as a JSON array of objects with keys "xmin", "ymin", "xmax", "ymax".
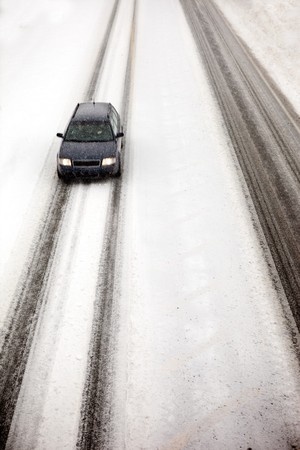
[{"xmin": 59, "ymin": 140, "xmax": 117, "ymax": 159}]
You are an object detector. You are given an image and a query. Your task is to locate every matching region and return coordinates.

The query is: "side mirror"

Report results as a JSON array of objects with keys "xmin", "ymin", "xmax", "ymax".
[
  {"xmin": 116, "ymin": 132, "xmax": 124, "ymax": 138},
  {"xmin": 56, "ymin": 132, "xmax": 64, "ymax": 138}
]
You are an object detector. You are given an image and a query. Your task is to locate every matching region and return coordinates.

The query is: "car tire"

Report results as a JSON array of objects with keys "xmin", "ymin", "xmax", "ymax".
[
  {"xmin": 114, "ymin": 156, "xmax": 122, "ymax": 178},
  {"xmin": 57, "ymin": 169, "xmax": 71, "ymax": 183}
]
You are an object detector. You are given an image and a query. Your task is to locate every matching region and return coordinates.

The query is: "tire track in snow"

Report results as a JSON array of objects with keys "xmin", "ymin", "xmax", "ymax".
[
  {"xmin": 180, "ymin": 0, "xmax": 300, "ymax": 335},
  {"xmin": 0, "ymin": 1, "xmax": 121, "ymax": 446},
  {"xmin": 76, "ymin": 3, "xmax": 136, "ymax": 448},
  {"xmin": 84, "ymin": 0, "xmax": 120, "ymax": 102},
  {"xmin": 0, "ymin": 183, "xmax": 70, "ymax": 447}
]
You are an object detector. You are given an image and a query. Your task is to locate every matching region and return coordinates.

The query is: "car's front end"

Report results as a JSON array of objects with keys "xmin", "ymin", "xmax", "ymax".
[
  {"xmin": 57, "ymin": 118, "xmax": 122, "ymax": 180},
  {"xmin": 57, "ymin": 141, "xmax": 120, "ymax": 179}
]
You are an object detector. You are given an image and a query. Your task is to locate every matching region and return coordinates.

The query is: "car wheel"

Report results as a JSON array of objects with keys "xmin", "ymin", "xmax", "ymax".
[
  {"xmin": 57, "ymin": 169, "xmax": 70, "ymax": 183},
  {"xmin": 114, "ymin": 156, "xmax": 122, "ymax": 178}
]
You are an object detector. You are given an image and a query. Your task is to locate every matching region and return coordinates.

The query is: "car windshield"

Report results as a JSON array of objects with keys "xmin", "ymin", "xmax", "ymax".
[{"xmin": 65, "ymin": 121, "xmax": 113, "ymax": 142}]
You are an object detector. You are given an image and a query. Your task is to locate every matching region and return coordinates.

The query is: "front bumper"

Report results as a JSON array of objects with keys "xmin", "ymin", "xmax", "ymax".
[{"xmin": 57, "ymin": 160, "xmax": 119, "ymax": 179}]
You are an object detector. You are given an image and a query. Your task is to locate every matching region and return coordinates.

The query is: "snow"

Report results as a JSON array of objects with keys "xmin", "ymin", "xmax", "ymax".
[
  {"xmin": 1, "ymin": 0, "xmax": 300, "ymax": 448},
  {"xmin": 4, "ymin": 1, "xmax": 135, "ymax": 448},
  {"xmin": 0, "ymin": 0, "xmax": 114, "ymax": 280},
  {"xmin": 8, "ymin": 185, "xmax": 111, "ymax": 449},
  {"xmin": 214, "ymin": 0, "xmax": 300, "ymax": 115},
  {"xmin": 114, "ymin": 0, "xmax": 300, "ymax": 447}
]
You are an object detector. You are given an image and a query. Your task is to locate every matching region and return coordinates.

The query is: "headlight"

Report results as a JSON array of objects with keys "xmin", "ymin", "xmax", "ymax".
[
  {"xmin": 102, "ymin": 157, "xmax": 116, "ymax": 166},
  {"xmin": 58, "ymin": 158, "xmax": 72, "ymax": 166}
]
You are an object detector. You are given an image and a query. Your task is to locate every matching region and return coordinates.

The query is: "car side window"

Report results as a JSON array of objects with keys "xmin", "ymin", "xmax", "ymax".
[
  {"xmin": 110, "ymin": 116, "xmax": 118, "ymax": 136},
  {"xmin": 111, "ymin": 106, "xmax": 120, "ymax": 130}
]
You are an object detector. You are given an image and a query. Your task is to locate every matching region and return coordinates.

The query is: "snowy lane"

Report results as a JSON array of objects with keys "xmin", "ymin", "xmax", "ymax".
[
  {"xmin": 115, "ymin": 0, "xmax": 300, "ymax": 448},
  {"xmin": 1, "ymin": 0, "xmax": 135, "ymax": 447},
  {"xmin": 0, "ymin": 0, "xmax": 118, "ymax": 441},
  {"xmin": 181, "ymin": 0, "xmax": 300, "ymax": 331}
]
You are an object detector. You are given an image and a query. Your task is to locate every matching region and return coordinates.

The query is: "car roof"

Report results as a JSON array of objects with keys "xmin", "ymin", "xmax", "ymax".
[{"xmin": 72, "ymin": 102, "xmax": 112, "ymax": 122}]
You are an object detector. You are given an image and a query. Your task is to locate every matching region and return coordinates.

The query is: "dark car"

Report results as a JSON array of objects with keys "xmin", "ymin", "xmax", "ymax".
[{"xmin": 56, "ymin": 102, "xmax": 124, "ymax": 180}]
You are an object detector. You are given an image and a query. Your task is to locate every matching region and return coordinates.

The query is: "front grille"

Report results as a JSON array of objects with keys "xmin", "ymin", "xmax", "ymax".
[{"xmin": 73, "ymin": 160, "xmax": 100, "ymax": 167}]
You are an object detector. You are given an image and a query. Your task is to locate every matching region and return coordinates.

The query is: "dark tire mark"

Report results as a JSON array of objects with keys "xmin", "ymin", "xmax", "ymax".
[
  {"xmin": 76, "ymin": 3, "xmax": 137, "ymax": 448},
  {"xmin": 0, "ymin": 1, "xmax": 121, "ymax": 446},
  {"xmin": 85, "ymin": 0, "xmax": 120, "ymax": 102},
  {"xmin": 0, "ymin": 183, "xmax": 70, "ymax": 447},
  {"xmin": 180, "ymin": 0, "xmax": 300, "ymax": 332}
]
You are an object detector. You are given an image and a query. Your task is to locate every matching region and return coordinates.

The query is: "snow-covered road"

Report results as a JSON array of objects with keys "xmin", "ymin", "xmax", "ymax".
[
  {"xmin": 1, "ymin": 0, "xmax": 300, "ymax": 448},
  {"xmin": 116, "ymin": 1, "xmax": 300, "ymax": 448}
]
